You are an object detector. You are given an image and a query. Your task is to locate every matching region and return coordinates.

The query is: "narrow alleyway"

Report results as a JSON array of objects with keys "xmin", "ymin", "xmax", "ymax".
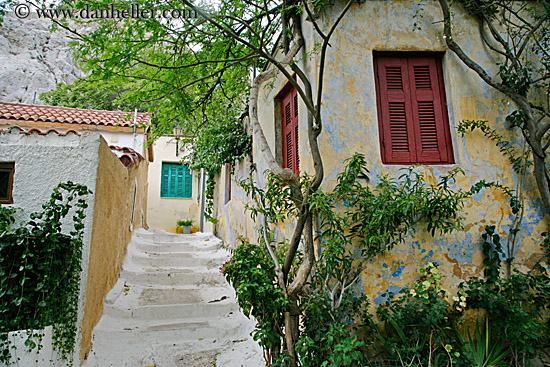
[{"xmin": 83, "ymin": 229, "xmax": 263, "ymax": 367}]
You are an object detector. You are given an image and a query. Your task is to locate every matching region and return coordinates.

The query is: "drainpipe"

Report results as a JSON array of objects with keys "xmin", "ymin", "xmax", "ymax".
[
  {"xmin": 199, "ymin": 168, "xmax": 206, "ymax": 232},
  {"xmin": 133, "ymin": 108, "xmax": 137, "ymax": 151}
]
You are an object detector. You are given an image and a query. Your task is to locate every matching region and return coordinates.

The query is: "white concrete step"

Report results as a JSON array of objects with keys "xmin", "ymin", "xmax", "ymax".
[
  {"xmin": 129, "ymin": 250, "xmax": 230, "ymax": 269},
  {"xmin": 103, "ymin": 301, "xmax": 239, "ymax": 320},
  {"xmin": 83, "ymin": 229, "xmax": 262, "ymax": 367},
  {"xmin": 134, "ymin": 239, "xmax": 221, "ymax": 253},
  {"xmin": 93, "ymin": 314, "xmax": 251, "ymax": 341},
  {"xmin": 119, "ymin": 268, "xmax": 227, "ymax": 287},
  {"xmin": 85, "ymin": 337, "xmax": 259, "ymax": 367},
  {"xmin": 133, "ymin": 228, "xmax": 219, "ymax": 244}
]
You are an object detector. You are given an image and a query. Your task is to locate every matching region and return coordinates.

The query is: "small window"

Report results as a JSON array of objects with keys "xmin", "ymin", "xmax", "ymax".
[
  {"xmin": 161, "ymin": 162, "xmax": 192, "ymax": 198},
  {"xmin": 0, "ymin": 162, "xmax": 15, "ymax": 204},
  {"xmin": 279, "ymin": 83, "xmax": 300, "ymax": 174},
  {"xmin": 374, "ymin": 53, "xmax": 454, "ymax": 164}
]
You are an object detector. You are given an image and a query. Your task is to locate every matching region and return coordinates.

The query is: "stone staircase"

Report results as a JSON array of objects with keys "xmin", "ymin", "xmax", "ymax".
[{"xmin": 83, "ymin": 229, "xmax": 263, "ymax": 367}]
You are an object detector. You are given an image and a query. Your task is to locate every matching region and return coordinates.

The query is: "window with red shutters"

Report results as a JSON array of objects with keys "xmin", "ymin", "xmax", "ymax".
[
  {"xmin": 374, "ymin": 53, "xmax": 454, "ymax": 164},
  {"xmin": 281, "ymin": 84, "xmax": 299, "ymax": 174}
]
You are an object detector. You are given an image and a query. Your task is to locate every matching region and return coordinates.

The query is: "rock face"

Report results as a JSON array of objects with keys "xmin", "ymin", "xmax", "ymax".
[{"xmin": 0, "ymin": 13, "xmax": 83, "ymax": 104}]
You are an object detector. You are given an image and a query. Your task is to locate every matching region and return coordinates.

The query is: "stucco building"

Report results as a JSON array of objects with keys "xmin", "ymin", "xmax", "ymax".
[
  {"xmin": 0, "ymin": 104, "xmax": 149, "ymax": 363},
  {"xmin": 147, "ymin": 135, "xmax": 205, "ymax": 233},
  {"xmin": 209, "ymin": 1, "xmax": 548, "ymax": 301}
]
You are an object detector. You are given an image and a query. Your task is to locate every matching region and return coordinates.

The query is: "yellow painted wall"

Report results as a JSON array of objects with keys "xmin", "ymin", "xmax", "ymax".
[
  {"xmin": 80, "ymin": 138, "xmax": 149, "ymax": 361},
  {"xmin": 147, "ymin": 136, "xmax": 200, "ymax": 233},
  {"xmin": 212, "ymin": 0, "xmax": 548, "ymax": 308}
]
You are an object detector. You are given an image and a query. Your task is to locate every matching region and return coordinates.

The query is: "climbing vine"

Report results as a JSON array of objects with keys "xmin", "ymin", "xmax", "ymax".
[
  {"xmin": 0, "ymin": 182, "xmax": 90, "ymax": 364},
  {"xmin": 225, "ymin": 153, "xmax": 498, "ymax": 365},
  {"xmin": 183, "ymin": 115, "xmax": 252, "ymax": 221}
]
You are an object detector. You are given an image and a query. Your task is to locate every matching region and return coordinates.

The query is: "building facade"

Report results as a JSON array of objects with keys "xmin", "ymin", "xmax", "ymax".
[{"xmin": 210, "ymin": 0, "xmax": 548, "ymax": 301}]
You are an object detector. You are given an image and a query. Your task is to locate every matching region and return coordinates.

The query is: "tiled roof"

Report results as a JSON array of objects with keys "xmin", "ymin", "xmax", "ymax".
[
  {"xmin": 0, "ymin": 101, "xmax": 151, "ymax": 127},
  {"xmin": 109, "ymin": 145, "xmax": 145, "ymax": 167},
  {"xmin": 0, "ymin": 125, "xmax": 81, "ymax": 136}
]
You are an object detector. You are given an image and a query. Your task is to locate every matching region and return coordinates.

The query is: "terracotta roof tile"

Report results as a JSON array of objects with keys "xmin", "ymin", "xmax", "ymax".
[
  {"xmin": 0, "ymin": 125, "xmax": 81, "ymax": 136},
  {"xmin": 109, "ymin": 145, "xmax": 145, "ymax": 167},
  {"xmin": 0, "ymin": 101, "xmax": 151, "ymax": 127}
]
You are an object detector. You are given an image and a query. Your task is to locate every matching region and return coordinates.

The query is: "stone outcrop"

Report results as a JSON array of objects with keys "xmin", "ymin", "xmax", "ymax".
[{"xmin": 0, "ymin": 13, "xmax": 83, "ymax": 104}]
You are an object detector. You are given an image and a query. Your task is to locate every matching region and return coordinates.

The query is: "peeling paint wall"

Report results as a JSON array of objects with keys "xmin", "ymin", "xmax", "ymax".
[
  {"xmin": 211, "ymin": 153, "xmax": 257, "ymax": 247},
  {"xmin": 211, "ymin": 0, "xmax": 548, "ymax": 308}
]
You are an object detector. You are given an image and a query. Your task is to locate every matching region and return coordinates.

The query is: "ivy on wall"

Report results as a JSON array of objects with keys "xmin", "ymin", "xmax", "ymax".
[{"xmin": 0, "ymin": 182, "xmax": 91, "ymax": 364}]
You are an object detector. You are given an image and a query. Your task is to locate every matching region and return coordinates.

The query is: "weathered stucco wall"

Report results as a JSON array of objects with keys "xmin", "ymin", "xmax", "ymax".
[
  {"xmin": 80, "ymin": 137, "xmax": 148, "ymax": 361},
  {"xmin": 0, "ymin": 130, "xmax": 101, "ymax": 363},
  {"xmin": 211, "ymin": 154, "xmax": 257, "ymax": 247},
  {"xmin": 212, "ymin": 0, "xmax": 548, "ymax": 308},
  {"xmin": 147, "ymin": 136, "xmax": 200, "ymax": 233}
]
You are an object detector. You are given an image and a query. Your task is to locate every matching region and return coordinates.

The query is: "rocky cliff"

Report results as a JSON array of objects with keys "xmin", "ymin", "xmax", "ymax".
[{"xmin": 0, "ymin": 13, "xmax": 82, "ymax": 104}]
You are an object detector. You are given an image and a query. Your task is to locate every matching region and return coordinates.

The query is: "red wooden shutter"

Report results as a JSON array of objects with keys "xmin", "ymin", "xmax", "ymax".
[
  {"xmin": 375, "ymin": 56, "xmax": 416, "ymax": 163},
  {"xmin": 408, "ymin": 57, "xmax": 450, "ymax": 163},
  {"xmin": 282, "ymin": 86, "xmax": 299, "ymax": 174},
  {"xmin": 375, "ymin": 54, "xmax": 453, "ymax": 164}
]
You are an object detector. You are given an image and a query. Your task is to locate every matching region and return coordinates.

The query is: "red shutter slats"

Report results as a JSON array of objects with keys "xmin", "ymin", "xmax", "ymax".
[
  {"xmin": 388, "ymin": 101, "xmax": 409, "ymax": 151},
  {"xmin": 375, "ymin": 54, "xmax": 453, "ymax": 164},
  {"xmin": 409, "ymin": 57, "xmax": 450, "ymax": 163},
  {"xmin": 377, "ymin": 57, "xmax": 416, "ymax": 163},
  {"xmin": 281, "ymin": 85, "xmax": 299, "ymax": 174},
  {"xmin": 286, "ymin": 131, "xmax": 293, "ymax": 170}
]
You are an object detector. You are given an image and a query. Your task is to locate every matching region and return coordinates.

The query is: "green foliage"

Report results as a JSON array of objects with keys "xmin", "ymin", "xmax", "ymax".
[
  {"xmin": 297, "ymin": 263, "xmax": 369, "ymax": 367},
  {"xmin": 458, "ymin": 319, "xmax": 510, "ymax": 367},
  {"xmin": 374, "ymin": 222, "xmax": 550, "ymax": 367},
  {"xmin": 311, "ymin": 153, "xmax": 494, "ymax": 264},
  {"xmin": 457, "ymin": 119, "xmax": 531, "ymax": 175},
  {"xmin": 0, "ymin": 182, "xmax": 90, "ymax": 364},
  {"xmin": 234, "ymin": 153, "xmax": 497, "ymax": 365},
  {"xmin": 40, "ymin": 76, "xmax": 142, "ymax": 112},
  {"xmin": 480, "ymin": 225, "xmax": 504, "ymax": 283},
  {"xmin": 461, "ymin": 227, "xmax": 550, "ymax": 364},
  {"xmin": 183, "ymin": 115, "xmax": 252, "ymax": 221},
  {"xmin": 49, "ymin": 0, "xmax": 256, "ymax": 136},
  {"xmin": 0, "ymin": 206, "xmax": 17, "ymax": 233},
  {"xmin": 297, "ymin": 322, "xmax": 367, "ymax": 367},
  {"xmin": 221, "ymin": 240, "xmax": 289, "ymax": 353},
  {"xmin": 177, "ymin": 219, "xmax": 193, "ymax": 227},
  {"xmin": 376, "ymin": 263, "xmax": 462, "ymax": 366},
  {"xmin": 459, "ymin": 0, "xmax": 499, "ymax": 18}
]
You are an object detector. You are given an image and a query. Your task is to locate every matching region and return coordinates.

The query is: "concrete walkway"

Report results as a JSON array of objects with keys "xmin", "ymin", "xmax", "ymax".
[{"xmin": 83, "ymin": 229, "xmax": 263, "ymax": 367}]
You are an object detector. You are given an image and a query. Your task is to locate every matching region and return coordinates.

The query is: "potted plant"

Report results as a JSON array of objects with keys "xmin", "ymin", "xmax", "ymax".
[{"xmin": 176, "ymin": 219, "xmax": 194, "ymax": 234}]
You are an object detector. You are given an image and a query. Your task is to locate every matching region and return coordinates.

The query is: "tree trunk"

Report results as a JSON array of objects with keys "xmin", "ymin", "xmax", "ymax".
[{"xmin": 284, "ymin": 297, "xmax": 301, "ymax": 367}]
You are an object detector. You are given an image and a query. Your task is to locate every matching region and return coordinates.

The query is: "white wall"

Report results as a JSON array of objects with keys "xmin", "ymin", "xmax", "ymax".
[{"xmin": 0, "ymin": 129, "xmax": 102, "ymax": 364}]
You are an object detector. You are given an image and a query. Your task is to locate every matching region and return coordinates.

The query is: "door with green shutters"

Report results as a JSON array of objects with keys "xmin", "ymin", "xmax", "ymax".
[{"xmin": 161, "ymin": 162, "xmax": 192, "ymax": 198}]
